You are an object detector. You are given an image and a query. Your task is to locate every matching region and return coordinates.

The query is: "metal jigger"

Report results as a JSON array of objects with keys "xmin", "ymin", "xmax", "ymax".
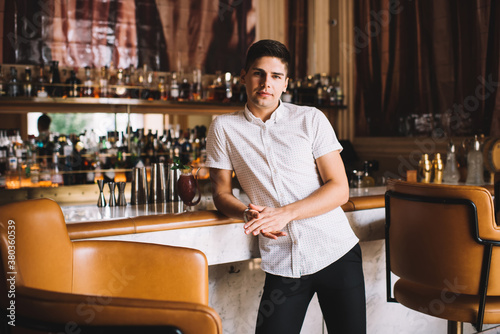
[
  {"xmin": 97, "ymin": 179, "xmax": 106, "ymax": 207},
  {"xmin": 117, "ymin": 182, "xmax": 127, "ymax": 206},
  {"xmin": 108, "ymin": 181, "xmax": 117, "ymax": 207}
]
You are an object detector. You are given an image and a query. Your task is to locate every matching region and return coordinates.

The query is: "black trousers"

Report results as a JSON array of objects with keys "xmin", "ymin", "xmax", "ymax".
[{"xmin": 255, "ymin": 243, "xmax": 366, "ymax": 334}]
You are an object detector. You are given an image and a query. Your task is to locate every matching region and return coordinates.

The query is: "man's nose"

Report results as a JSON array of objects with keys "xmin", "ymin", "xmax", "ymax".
[{"xmin": 261, "ymin": 74, "xmax": 271, "ymax": 87}]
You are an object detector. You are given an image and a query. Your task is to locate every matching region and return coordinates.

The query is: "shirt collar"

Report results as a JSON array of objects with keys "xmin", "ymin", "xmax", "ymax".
[{"xmin": 244, "ymin": 100, "xmax": 286, "ymax": 124}]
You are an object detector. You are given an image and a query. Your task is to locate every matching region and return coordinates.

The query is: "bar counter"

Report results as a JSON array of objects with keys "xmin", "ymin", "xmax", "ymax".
[
  {"xmin": 62, "ymin": 187, "xmax": 386, "ymax": 266},
  {"xmin": 57, "ymin": 187, "xmax": 395, "ymax": 333}
]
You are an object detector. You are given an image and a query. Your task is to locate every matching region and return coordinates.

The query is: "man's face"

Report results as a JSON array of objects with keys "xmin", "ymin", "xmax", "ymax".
[{"xmin": 241, "ymin": 56, "xmax": 289, "ymax": 113}]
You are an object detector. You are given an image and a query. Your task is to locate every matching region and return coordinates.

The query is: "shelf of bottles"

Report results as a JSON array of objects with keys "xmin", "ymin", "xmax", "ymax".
[
  {"xmin": 0, "ymin": 62, "xmax": 347, "ymax": 114},
  {"xmin": 0, "ymin": 63, "xmax": 347, "ymax": 189},
  {"xmin": 0, "ymin": 124, "xmax": 210, "ymax": 190}
]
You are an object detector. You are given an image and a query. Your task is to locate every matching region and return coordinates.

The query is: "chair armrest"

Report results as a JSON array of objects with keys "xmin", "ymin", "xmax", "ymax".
[
  {"xmin": 13, "ymin": 286, "xmax": 222, "ymax": 334},
  {"xmin": 72, "ymin": 241, "xmax": 209, "ymax": 304}
]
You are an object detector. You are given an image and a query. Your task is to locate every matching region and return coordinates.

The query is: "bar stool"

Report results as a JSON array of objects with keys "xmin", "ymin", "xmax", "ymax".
[
  {"xmin": 0, "ymin": 198, "xmax": 222, "ymax": 334},
  {"xmin": 385, "ymin": 179, "xmax": 500, "ymax": 333}
]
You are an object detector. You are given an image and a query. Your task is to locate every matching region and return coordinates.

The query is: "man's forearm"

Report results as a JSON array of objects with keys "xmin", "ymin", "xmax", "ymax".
[
  {"xmin": 213, "ymin": 192, "xmax": 248, "ymax": 220},
  {"xmin": 282, "ymin": 179, "xmax": 348, "ymax": 222}
]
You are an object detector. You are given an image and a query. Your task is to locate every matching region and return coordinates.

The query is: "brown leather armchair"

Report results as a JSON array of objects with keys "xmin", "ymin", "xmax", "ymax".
[
  {"xmin": 385, "ymin": 179, "xmax": 500, "ymax": 333},
  {"xmin": 0, "ymin": 198, "xmax": 222, "ymax": 334}
]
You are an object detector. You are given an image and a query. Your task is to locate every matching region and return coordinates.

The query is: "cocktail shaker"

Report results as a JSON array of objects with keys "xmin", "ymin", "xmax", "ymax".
[
  {"xmin": 167, "ymin": 164, "xmax": 180, "ymax": 202},
  {"xmin": 149, "ymin": 163, "xmax": 167, "ymax": 203},
  {"xmin": 131, "ymin": 167, "xmax": 148, "ymax": 205}
]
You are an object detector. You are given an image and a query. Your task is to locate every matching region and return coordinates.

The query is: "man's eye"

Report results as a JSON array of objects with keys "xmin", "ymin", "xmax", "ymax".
[
  {"xmin": 273, "ymin": 75, "xmax": 281, "ymax": 79},
  {"xmin": 253, "ymin": 72, "xmax": 262, "ymax": 76}
]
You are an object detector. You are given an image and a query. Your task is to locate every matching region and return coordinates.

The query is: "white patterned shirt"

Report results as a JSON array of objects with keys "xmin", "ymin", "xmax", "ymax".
[{"xmin": 206, "ymin": 102, "xmax": 359, "ymax": 278}]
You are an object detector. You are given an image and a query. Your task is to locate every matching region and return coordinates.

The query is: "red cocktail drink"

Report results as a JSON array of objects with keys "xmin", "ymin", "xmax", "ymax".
[{"xmin": 177, "ymin": 168, "xmax": 201, "ymax": 207}]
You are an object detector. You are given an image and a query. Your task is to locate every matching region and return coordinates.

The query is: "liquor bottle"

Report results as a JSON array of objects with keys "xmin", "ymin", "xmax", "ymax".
[
  {"xmin": 334, "ymin": 73, "xmax": 344, "ymax": 106},
  {"xmin": 82, "ymin": 66, "xmax": 94, "ymax": 97},
  {"xmin": 213, "ymin": 71, "xmax": 226, "ymax": 102},
  {"xmin": 35, "ymin": 65, "xmax": 49, "ymax": 98},
  {"xmin": 99, "ymin": 66, "xmax": 110, "ymax": 98},
  {"xmin": 442, "ymin": 142, "xmax": 460, "ymax": 184},
  {"xmin": 226, "ymin": 72, "xmax": 233, "ymax": 101},
  {"xmin": 66, "ymin": 69, "xmax": 81, "ymax": 97},
  {"xmin": 418, "ymin": 153, "xmax": 432, "ymax": 183},
  {"xmin": 432, "ymin": 153, "xmax": 444, "ymax": 184},
  {"xmin": 113, "ymin": 69, "xmax": 128, "ymax": 98},
  {"xmin": 180, "ymin": 128, "xmax": 192, "ymax": 165},
  {"xmin": 165, "ymin": 127, "xmax": 174, "ymax": 163},
  {"xmin": 170, "ymin": 72, "xmax": 180, "ymax": 101},
  {"xmin": 173, "ymin": 127, "xmax": 182, "ymax": 160},
  {"xmin": 122, "ymin": 70, "xmax": 132, "ymax": 98},
  {"xmin": 39, "ymin": 158, "xmax": 52, "ymax": 187},
  {"xmin": 300, "ymin": 75, "xmax": 316, "ymax": 105},
  {"xmin": 22, "ymin": 67, "xmax": 33, "ymax": 97},
  {"xmin": 191, "ymin": 127, "xmax": 201, "ymax": 162},
  {"xmin": 179, "ymin": 77, "xmax": 192, "ymax": 101},
  {"xmin": 465, "ymin": 135, "xmax": 484, "ymax": 185},
  {"xmin": 0, "ymin": 143, "xmax": 7, "ymax": 189},
  {"xmin": 82, "ymin": 153, "xmax": 95, "ymax": 184},
  {"xmin": 192, "ymin": 68, "xmax": 202, "ymax": 101},
  {"xmin": 157, "ymin": 130, "xmax": 168, "ymax": 163},
  {"xmin": 139, "ymin": 69, "xmax": 152, "ymax": 100},
  {"xmin": 145, "ymin": 129, "xmax": 155, "ymax": 165},
  {"xmin": 48, "ymin": 61, "xmax": 63, "ymax": 97},
  {"xmin": 127, "ymin": 65, "xmax": 139, "ymax": 99},
  {"xmin": 51, "ymin": 152, "xmax": 64, "ymax": 186},
  {"xmin": 360, "ymin": 160, "xmax": 375, "ymax": 187},
  {"xmin": 158, "ymin": 76, "xmax": 168, "ymax": 100},
  {"xmin": 7, "ymin": 67, "xmax": 21, "ymax": 97}
]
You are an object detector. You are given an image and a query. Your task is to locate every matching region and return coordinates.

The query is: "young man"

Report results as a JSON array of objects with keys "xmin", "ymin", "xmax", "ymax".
[{"xmin": 206, "ymin": 39, "xmax": 366, "ymax": 334}]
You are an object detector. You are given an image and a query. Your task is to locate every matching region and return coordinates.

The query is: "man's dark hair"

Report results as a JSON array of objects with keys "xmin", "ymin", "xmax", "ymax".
[
  {"xmin": 244, "ymin": 39, "xmax": 290, "ymax": 74},
  {"xmin": 38, "ymin": 113, "xmax": 51, "ymax": 131}
]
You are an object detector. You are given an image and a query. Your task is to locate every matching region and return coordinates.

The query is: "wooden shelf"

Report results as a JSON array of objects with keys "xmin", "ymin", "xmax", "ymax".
[
  {"xmin": 0, "ymin": 97, "xmax": 246, "ymax": 115},
  {"xmin": 0, "ymin": 97, "xmax": 347, "ymax": 115}
]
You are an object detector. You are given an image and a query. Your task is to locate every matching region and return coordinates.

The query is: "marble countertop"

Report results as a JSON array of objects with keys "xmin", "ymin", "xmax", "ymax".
[
  {"xmin": 62, "ymin": 186, "xmax": 388, "ymax": 223},
  {"xmin": 63, "ymin": 187, "xmax": 388, "ymax": 265}
]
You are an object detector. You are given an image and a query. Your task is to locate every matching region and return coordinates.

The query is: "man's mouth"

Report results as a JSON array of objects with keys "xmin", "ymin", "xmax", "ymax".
[{"xmin": 257, "ymin": 91, "xmax": 272, "ymax": 97}]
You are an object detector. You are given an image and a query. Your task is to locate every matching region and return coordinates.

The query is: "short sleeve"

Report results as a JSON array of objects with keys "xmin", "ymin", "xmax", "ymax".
[
  {"xmin": 311, "ymin": 108, "xmax": 343, "ymax": 159},
  {"xmin": 205, "ymin": 116, "xmax": 233, "ymax": 170}
]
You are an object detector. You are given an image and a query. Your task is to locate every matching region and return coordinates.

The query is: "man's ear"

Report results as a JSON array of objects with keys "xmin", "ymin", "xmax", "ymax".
[
  {"xmin": 283, "ymin": 77, "xmax": 289, "ymax": 92},
  {"xmin": 240, "ymin": 69, "xmax": 247, "ymax": 84}
]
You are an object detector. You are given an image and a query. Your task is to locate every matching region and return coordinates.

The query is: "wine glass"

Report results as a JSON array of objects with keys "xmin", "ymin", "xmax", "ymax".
[{"xmin": 177, "ymin": 167, "xmax": 201, "ymax": 211}]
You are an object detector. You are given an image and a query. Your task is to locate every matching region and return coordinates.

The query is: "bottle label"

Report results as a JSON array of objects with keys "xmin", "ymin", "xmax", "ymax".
[
  {"xmin": 8, "ymin": 157, "xmax": 17, "ymax": 171},
  {"xmin": 171, "ymin": 88, "xmax": 179, "ymax": 98}
]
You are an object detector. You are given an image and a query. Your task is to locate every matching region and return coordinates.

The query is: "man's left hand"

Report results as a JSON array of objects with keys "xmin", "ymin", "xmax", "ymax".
[{"xmin": 243, "ymin": 203, "xmax": 291, "ymax": 239}]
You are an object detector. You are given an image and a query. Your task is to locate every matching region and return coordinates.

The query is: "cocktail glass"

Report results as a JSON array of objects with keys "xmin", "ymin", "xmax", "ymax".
[{"xmin": 177, "ymin": 167, "xmax": 201, "ymax": 211}]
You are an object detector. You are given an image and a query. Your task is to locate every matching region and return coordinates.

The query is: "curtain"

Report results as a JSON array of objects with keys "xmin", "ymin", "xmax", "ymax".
[
  {"xmin": 2, "ymin": 0, "xmax": 256, "ymax": 73},
  {"xmin": 354, "ymin": 0, "xmax": 500, "ymax": 137},
  {"xmin": 287, "ymin": 0, "xmax": 308, "ymax": 80}
]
